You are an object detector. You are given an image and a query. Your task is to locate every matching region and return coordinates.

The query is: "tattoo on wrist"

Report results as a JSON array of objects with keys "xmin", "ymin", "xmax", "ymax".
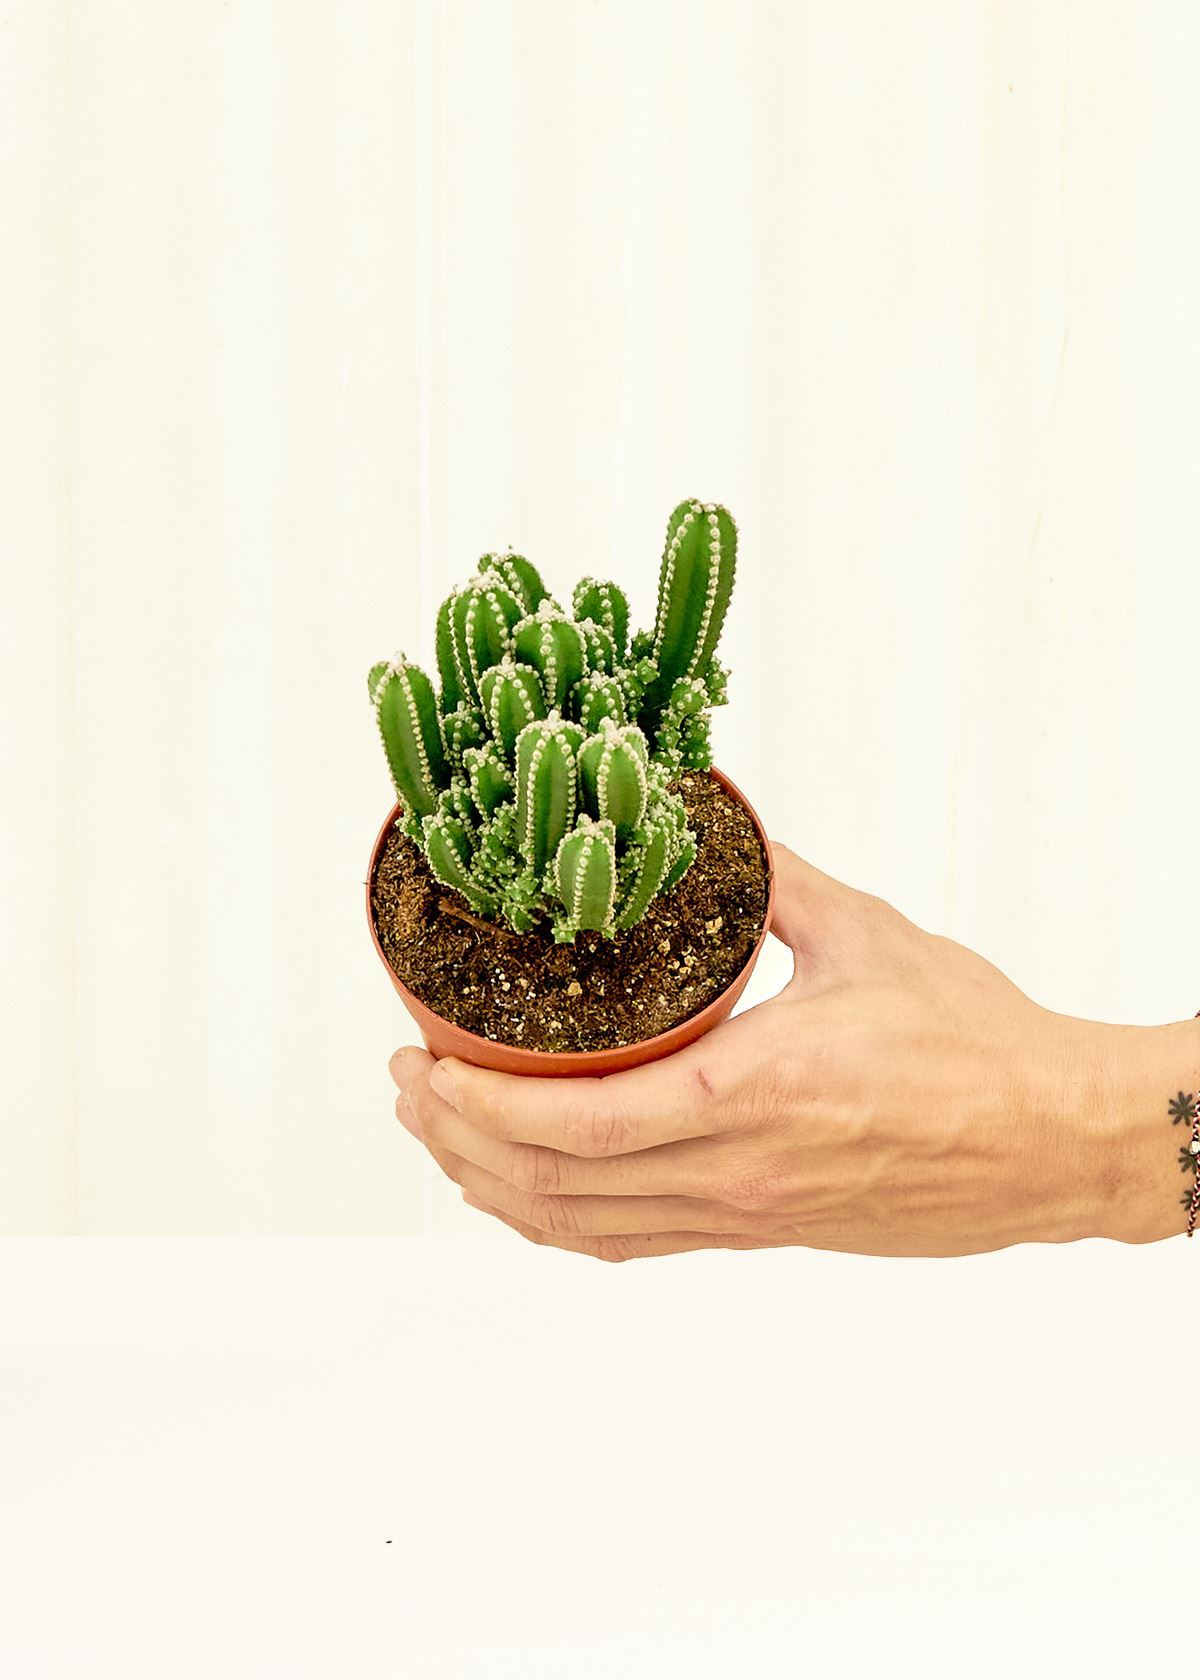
[{"xmin": 1170, "ymin": 1089, "xmax": 1200, "ymax": 1233}]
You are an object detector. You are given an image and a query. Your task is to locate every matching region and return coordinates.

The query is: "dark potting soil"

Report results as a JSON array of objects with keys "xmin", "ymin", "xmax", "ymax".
[{"xmin": 369, "ymin": 773, "xmax": 771, "ymax": 1053}]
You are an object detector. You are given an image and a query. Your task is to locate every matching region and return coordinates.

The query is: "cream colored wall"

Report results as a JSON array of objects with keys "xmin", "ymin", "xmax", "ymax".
[{"xmin": 4, "ymin": 0, "xmax": 1198, "ymax": 1233}]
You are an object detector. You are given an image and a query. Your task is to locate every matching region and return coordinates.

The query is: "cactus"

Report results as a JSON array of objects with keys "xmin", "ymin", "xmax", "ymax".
[
  {"xmin": 434, "ymin": 596, "xmax": 463, "ymax": 714},
  {"xmin": 424, "ymin": 812, "xmax": 498, "ymax": 916},
  {"xmin": 578, "ymin": 618, "xmax": 616, "ymax": 675},
  {"xmin": 478, "ymin": 550, "xmax": 547, "ymax": 614},
  {"xmin": 553, "ymin": 817, "xmax": 618, "ymax": 940},
  {"xmin": 368, "ymin": 497, "xmax": 738, "ymax": 939},
  {"xmin": 441, "ymin": 702, "xmax": 487, "ymax": 774},
  {"xmin": 479, "ymin": 654, "xmax": 546, "ymax": 762},
  {"xmin": 641, "ymin": 498, "xmax": 737, "ymax": 718},
  {"xmin": 514, "ymin": 710, "xmax": 584, "ymax": 874},
  {"xmin": 570, "ymin": 671, "xmax": 627, "ymax": 733},
  {"xmin": 463, "ymin": 742, "xmax": 512, "ymax": 819},
  {"xmin": 578, "ymin": 718, "xmax": 649, "ymax": 838},
  {"xmin": 573, "ymin": 578, "xmax": 630, "ymax": 662},
  {"xmin": 451, "ymin": 573, "xmax": 524, "ymax": 706},
  {"xmin": 372, "ymin": 654, "xmax": 448, "ymax": 819},
  {"xmin": 614, "ymin": 818, "xmax": 674, "ymax": 930},
  {"xmin": 512, "ymin": 599, "xmax": 587, "ymax": 709}
]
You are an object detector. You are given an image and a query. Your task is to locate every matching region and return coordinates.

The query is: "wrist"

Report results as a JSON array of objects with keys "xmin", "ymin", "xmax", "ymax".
[{"xmin": 1068, "ymin": 1016, "xmax": 1200, "ymax": 1245}]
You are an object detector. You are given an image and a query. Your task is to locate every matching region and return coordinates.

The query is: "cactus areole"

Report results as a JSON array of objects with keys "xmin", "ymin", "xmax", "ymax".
[{"xmin": 367, "ymin": 499, "xmax": 769, "ymax": 1057}]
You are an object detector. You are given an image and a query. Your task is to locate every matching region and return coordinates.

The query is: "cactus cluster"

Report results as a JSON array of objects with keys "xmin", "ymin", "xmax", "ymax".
[{"xmin": 368, "ymin": 499, "xmax": 736, "ymax": 941}]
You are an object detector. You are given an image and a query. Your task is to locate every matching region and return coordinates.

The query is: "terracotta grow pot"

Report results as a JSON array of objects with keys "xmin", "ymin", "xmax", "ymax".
[{"xmin": 366, "ymin": 766, "xmax": 776, "ymax": 1077}]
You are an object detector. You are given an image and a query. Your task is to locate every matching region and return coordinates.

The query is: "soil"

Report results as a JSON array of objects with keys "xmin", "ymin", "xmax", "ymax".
[{"xmin": 369, "ymin": 773, "xmax": 771, "ymax": 1053}]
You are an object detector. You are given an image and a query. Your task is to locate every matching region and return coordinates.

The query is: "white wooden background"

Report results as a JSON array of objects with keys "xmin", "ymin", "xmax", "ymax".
[{"xmin": 4, "ymin": 0, "xmax": 1199, "ymax": 1233}]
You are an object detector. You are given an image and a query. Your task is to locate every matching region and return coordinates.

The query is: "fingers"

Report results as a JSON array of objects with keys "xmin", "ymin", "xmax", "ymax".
[
  {"xmin": 462, "ymin": 1194, "xmax": 773, "ymax": 1263},
  {"xmin": 393, "ymin": 1044, "xmax": 738, "ymax": 1199},
  {"xmin": 449, "ymin": 1156, "xmax": 752, "ymax": 1238},
  {"xmin": 416, "ymin": 1020, "xmax": 758, "ymax": 1158}
]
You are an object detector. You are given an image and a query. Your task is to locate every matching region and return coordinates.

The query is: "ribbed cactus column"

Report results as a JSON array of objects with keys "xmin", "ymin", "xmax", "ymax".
[
  {"xmin": 441, "ymin": 702, "xmax": 487, "ymax": 774},
  {"xmin": 434, "ymin": 594, "xmax": 464, "ymax": 714},
  {"xmin": 424, "ymin": 813, "xmax": 498, "ymax": 915},
  {"xmin": 478, "ymin": 550, "xmax": 547, "ymax": 614},
  {"xmin": 578, "ymin": 717, "xmax": 649, "ymax": 838},
  {"xmin": 463, "ymin": 742, "xmax": 512, "ymax": 819},
  {"xmin": 578, "ymin": 618, "xmax": 616, "ymax": 675},
  {"xmin": 614, "ymin": 821, "xmax": 673, "ymax": 930},
  {"xmin": 512, "ymin": 599, "xmax": 587, "ymax": 709},
  {"xmin": 370, "ymin": 655, "xmax": 448, "ymax": 818},
  {"xmin": 514, "ymin": 710, "xmax": 584, "ymax": 874},
  {"xmin": 452, "ymin": 573, "xmax": 523, "ymax": 706},
  {"xmin": 643, "ymin": 498, "xmax": 737, "ymax": 713},
  {"xmin": 570, "ymin": 672, "xmax": 627, "ymax": 733},
  {"xmin": 573, "ymin": 578, "xmax": 630, "ymax": 662},
  {"xmin": 478, "ymin": 654, "xmax": 547, "ymax": 761},
  {"xmin": 553, "ymin": 816, "xmax": 618, "ymax": 938}
]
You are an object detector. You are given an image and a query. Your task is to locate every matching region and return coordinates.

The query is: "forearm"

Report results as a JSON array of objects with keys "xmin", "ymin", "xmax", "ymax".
[{"xmin": 1069, "ymin": 1015, "xmax": 1200, "ymax": 1245}]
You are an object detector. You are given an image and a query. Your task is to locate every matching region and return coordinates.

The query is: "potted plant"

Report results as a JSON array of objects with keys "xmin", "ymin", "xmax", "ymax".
[{"xmin": 365, "ymin": 498, "xmax": 775, "ymax": 1076}]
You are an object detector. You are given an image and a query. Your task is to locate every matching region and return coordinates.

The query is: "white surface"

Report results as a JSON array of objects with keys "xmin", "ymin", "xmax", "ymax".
[
  {"xmin": 4, "ymin": 0, "xmax": 1200, "ymax": 1227},
  {"xmin": 2, "ymin": 1235, "xmax": 1197, "ymax": 1677}
]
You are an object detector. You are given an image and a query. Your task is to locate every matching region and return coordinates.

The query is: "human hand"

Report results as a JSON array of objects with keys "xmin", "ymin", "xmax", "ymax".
[{"xmin": 388, "ymin": 843, "xmax": 1194, "ymax": 1259}]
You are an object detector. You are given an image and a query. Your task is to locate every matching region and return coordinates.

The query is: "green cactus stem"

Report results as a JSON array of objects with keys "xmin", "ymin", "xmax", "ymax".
[
  {"xmin": 570, "ymin": 671, "xmax": 627, "ymax": 733},
  {"xmin": 572, "ymin": 578, "xmax": 630, "ymax": 662},
  {"xmin": 662, "ymin": 830, "xmax": 697, "ymax": 893},
  {"xmin": 424, "ymin": 812, "xmax": 498, "ymax": 915},
  {"xmin": 652, "ymin": 674, "xmax": 715, "ymax": 771},
  {"xmin": 514, "ymin": 710, "xmax": 584, "ymax": 874},
  {"xmin": 434, "ymin": 595, "xmax": 464, "ymax": 714},
  {"xmin": 478, "ymin": 654, "xmax": 547, "ymax": 762},
  {"xmin": 643, "ymin": 498, "xmax": 737, "ymax": 714},
  {"xmin": 553, "ymin": 816, "xmax": 618, "ymax": 940},
  {"xmin": 614, "ymin": 819, "xmax": 673, "ymax": 930},
  {"xmin": 441, "ymin": 703, "xmax": 488, "ymax": 774},
  {"xmin": 452, "ymin": 573, "xmax": 523, "ymax": 706},
  {"xmin": 578, "ymin": 717, "xmax": 649, "ymax": 838},
  {"xmin": 578, "ymin": 618, "xmax": 616, "ymax": 675},
  {"xmin": 371, "ymin": 654, "xmax": 448, "ymax": 818},
  {"xmin": 512, "ymin": 599, "xmax": 587, "ymax": 710},
  {"xmin": 463, "ymin": 742, "xmax": 512, "ymax": 819},
  {"xmin": 478, "ymin": 550, "xmax": 547, "ymax": 614}
]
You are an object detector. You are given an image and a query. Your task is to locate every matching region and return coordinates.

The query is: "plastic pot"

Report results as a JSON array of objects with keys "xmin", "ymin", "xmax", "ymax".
[{"xmin": 365, "ymin": 766, "xmax": 775, "ymax": 1077}]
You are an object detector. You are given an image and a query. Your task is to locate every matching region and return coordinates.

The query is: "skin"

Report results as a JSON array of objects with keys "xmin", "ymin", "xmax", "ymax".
[{"xmin": 388, "ymin": 842, "xmax": 1200, "ymax": 1261}]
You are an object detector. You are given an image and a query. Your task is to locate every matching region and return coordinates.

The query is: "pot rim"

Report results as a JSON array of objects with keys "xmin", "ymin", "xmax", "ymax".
[{"xmin": 365, "ymin": 765, "xmax": 776, "ymax": 1074}]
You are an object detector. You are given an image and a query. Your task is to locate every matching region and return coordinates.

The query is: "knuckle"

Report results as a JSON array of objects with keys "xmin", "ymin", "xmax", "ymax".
[
  {"xmin": 524, "ymin": 1192, "xmax": 579, "ymax": 1237},
  {"xmin": 564, "ymin": 1090, "xmax": 634, "ymax": 1157},
  {"xmin": 512, "ymin": 1146, "xmax": 564, "ymax": 1197},
  {"xmin": 724, "ymin": 1164, "xmax": 782, "ymax": 1213}
]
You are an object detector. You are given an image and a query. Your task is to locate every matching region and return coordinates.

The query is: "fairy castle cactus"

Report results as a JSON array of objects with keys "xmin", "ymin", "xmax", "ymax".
[{"xmin": 369, "ymin": 499, "xmax": 738, "ymax": 940}]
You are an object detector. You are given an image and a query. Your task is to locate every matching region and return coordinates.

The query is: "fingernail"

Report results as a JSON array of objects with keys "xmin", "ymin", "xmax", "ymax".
[
  {"xmin": 388, "ymin": 1049, "xmax": 410, "ymax": 1096},
  {"xmin": 429, "ymin": 1061, "xmax": 460, "ymax": 1111},
  {"xmin": 395, "ymin": 1094, "xmax": 422, "ymax": 1139}
]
